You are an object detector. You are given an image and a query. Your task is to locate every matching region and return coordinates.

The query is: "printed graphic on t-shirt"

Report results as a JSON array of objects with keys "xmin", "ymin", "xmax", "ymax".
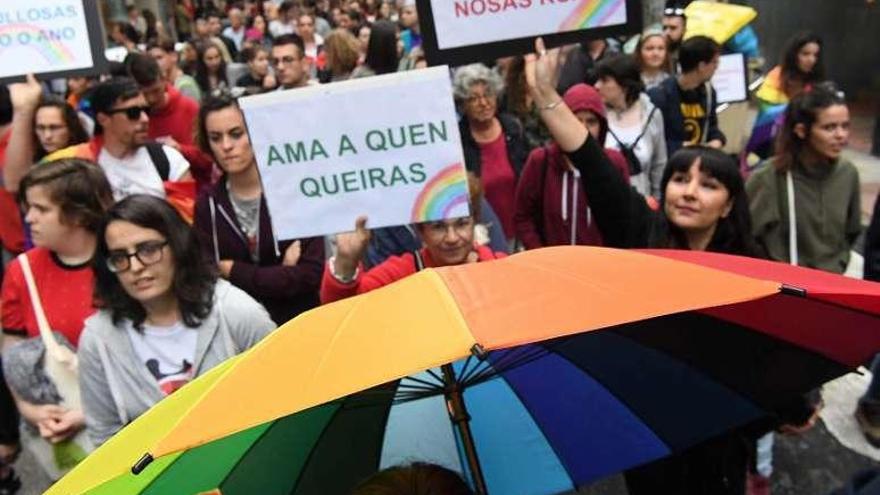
[
  {"xmin": 145, "ymin": 358, "xmax": 193, "ymax": 395},
  {"xmin": 680, "ymin": 102, "xmax": 706, "ymax": 146}
]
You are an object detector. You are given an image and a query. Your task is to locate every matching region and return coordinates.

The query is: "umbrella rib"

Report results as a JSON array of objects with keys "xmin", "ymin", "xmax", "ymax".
[
  {"xmin": 400, "ymin": 374, "xmax": 445, "ymax": 389},
  {"xmin": 396, "ymin": 383, "xmax": 442, "ymax": 392},
  {"xmin": 465, "ymin": 347, "xmax": 552, "ymax": 387},
  {"xmin": 424, "ymin": 367, "xmax": 445, "ymax": 384},
  {"xmin": 457, "ymin": 355, "xmax": 477, "ymax": 384}
]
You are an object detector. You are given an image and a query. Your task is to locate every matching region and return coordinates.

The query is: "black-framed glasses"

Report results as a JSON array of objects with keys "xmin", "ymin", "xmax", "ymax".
[
  {"xmin": 106, "ymin": 240, "xmax": 168, "ymax": 273},
  {"xmin": 105, "ymin": 105, "xmax": 150, "ymax": 120}
]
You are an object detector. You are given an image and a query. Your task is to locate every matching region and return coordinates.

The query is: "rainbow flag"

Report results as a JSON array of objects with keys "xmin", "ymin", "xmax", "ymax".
[
  {"xmin": 410, "ymin": 164, "xmax": 469, "ymax": 223},
  {"xmin": 560, "ymin": 0, "xmax": 626, "ymax": 31}
]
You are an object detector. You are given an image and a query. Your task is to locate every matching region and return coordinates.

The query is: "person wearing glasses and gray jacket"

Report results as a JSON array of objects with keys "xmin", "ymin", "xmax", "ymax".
[{"xmin": 78, "ymin": 195, "xmax": 275, "ymax": 447}]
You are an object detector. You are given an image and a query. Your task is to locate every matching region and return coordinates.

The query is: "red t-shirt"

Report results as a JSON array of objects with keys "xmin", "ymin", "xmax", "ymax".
[
  {"xmin": 1, "ymin": 248, "xmax": 95, "ymax": 348},
  {"xmin": 148, "ymin": 85, "xmax": 214, "ymax": 189},
  {"xmin": 0, "ymin": 129, "xmax": 25, "ymax": 254},
  {"xmin": 479, "ymin": 133, "xmax": 517, "ymax": 239}
]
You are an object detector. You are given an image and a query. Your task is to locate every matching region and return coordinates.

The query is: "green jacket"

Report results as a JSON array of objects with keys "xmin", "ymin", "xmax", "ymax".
[{"xmin": 746, "ymin": 157, "xmax": 861, "ymax": 274}]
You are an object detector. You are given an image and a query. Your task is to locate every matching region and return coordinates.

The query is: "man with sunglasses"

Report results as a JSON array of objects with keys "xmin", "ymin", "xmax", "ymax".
[
  {"xmin": 271, "ymin": 34, "xmax": 316, "ymax": 90},
  {"xmin": 662, "ymin": 1, "xmax": 688, "ymax": 74},
  {"xmin": 127, "ymin": 53, "xmax": 213, "ymax": 191},
  {"xmin": 45, "ymin": 78, "xmax": 192, "ymax": 202}
]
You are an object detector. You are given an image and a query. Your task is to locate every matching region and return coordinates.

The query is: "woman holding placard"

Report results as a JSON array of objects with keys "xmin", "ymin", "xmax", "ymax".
[
  {"xmin": 193, "ymin": 94, "xmax": 324, "ymax": 325},
  {"xmin": 454, "ymin": 64, "xmax": 529, "ymax": 245},
  {"xmin": 3, "ymin": 75, "xmax": 90, "ymax": 194},
  {"xmin": 320, "ymin": 178, "xmax": 506, "ymax": 304}
]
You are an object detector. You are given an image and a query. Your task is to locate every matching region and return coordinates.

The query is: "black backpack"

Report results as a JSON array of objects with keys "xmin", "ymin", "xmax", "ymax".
[{"xmin": 606, "ymin": 107, "xmax": 658, "ymax": 176}]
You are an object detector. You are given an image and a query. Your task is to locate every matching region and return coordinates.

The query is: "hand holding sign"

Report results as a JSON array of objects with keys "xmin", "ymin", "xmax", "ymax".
[
  {"xmin": 524, "ymin": 38, "xmax": 561, "ymax": 107},
  {"xmin": 9, "ymin": 74, "xmax": 43, "ymax": 111},
  {"xmin": 0, "ymin": 0, "xmax": 107, "ymax": 84},
  {"xmin": 239, "ymin": 66, "xmax": 469, "ymax": 240},
  {"xmin": 334, "ymin": 216, "xmax": 372, "ymax": 280}
]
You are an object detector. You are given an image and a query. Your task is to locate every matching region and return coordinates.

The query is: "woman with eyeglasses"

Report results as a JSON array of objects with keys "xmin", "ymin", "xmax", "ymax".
[
  {"xmin": 454, "ymin": 63, "xmax": 529, "ymax": 246},
  {"xmin": 321, "ymin": 179, "xmax": 505, "ymax": 304},
  {"xmin": 78, "ymin": 194, "xmax": 275, "ymax": 446},
  {"xmin": 3, "ymin": 74, "xmax": 90, "ymax": 194},
  {"xmin": 0, "ymin": 159, "xmax": 112, "ymax": 481}
]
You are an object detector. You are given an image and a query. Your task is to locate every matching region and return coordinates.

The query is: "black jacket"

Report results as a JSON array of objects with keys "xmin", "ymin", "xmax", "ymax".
[
  {"xmin": 459, "ymin": 112, "xmax": 529, "ymax": 180},
  {"xmin": 648, "ymin": 77, "xmax": 726, "ymax": 157},
  {"xmin": 193, "ymin": 178, "xmax": 323, "ymax": 325}
]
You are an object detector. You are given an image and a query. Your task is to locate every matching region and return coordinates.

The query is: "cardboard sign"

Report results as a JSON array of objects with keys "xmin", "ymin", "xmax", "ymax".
[
  {"xmin": 239, "ymin": 67, "xmax": 470, "ymax": 240},
  {"xmin": 712, "ymin": 53, "xmax": 748, "ymax": 104},
  {"xmin": 0, "ymin": 0, "xmax": 107, "ymax": 84},
  {"xmin": 418, "ymin": 0, "xmax": 642, "ymax": 66}
]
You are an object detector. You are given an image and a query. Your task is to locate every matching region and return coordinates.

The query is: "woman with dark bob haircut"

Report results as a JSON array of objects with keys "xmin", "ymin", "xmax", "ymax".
[
  {"xmin": 594, "ymin": 54, "xmax": 667, "ymax": 199},
  {"xmin": 78, "ymin": 194, "xmax": 275, "ymax": 446}
]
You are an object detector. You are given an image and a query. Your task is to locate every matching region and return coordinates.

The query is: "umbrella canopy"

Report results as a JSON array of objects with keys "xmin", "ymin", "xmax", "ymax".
[{"xmin": 48, "ymin": 247, "xmax": 880, "ymax": 495}]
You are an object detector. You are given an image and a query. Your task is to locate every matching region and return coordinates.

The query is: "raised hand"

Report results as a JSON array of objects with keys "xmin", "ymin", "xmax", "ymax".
[
  {"xmin": 9, "ymin": 74, "xmax": 43, "ymax": 111},
  {"xmin": 334, "ymin": 216, "xmax": 371, "ymax": 280},
  {"xmin": 524, "ymin": 38, "xmax": 561, "ymax": 106},
  {"xmin": 282, "ymin": 240, "xmax": 302, "ymax": 266}
]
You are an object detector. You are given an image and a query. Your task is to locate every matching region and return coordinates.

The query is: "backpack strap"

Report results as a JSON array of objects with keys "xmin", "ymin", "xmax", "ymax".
[
  {"xmin": 144, "ymin": 142, "xmax": 170, "ymax": 181},
  {"xmin": 607, "ymin": 106, "xmax": 658, "ymax": 152},
  {"xmin": 412, "ymin": 250, "xmax": 425, "ymax": 272}
]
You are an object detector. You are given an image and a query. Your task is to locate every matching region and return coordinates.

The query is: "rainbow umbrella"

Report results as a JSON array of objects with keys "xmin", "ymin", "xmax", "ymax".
[{"xmin": 48, "ymin": 247, "xmax": 880, "ymax": 495}]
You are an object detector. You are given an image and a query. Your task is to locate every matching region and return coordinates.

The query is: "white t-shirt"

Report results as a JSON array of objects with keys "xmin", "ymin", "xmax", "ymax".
[
  {"xmin": 223, "ymin": 26, "xmax": 246, "ymax": 51},
  {"xmin": 126, "ymin": 320, "xmax": 198, "ymax": 396},
  {"xmin": 97, "ymin": 145, "xmax": 190, "ymax": 201}
]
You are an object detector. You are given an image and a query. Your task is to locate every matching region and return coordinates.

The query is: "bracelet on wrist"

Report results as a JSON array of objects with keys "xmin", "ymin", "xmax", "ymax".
[{"xmin": 539, "ymin": 99, "xmax": 564, "ymax": 111}]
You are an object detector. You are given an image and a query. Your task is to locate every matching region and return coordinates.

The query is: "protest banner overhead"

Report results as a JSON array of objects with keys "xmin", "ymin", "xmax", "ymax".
[
  {"xmin": 0, "ymin": 0, "xmax": 107, "ymax": 83},
  {"xmin": 239, "ymin": 66, "xmax": 469, "ymax": 240},
  {"xmin": 417, "ymin": 0, "xmax": 642, "ymax": 66}
]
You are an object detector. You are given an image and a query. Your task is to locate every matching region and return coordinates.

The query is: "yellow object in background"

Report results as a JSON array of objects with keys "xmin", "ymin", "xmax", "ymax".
[{"xmin": 684, "ymin": 1, "xmax": 758, "ymax": 44}]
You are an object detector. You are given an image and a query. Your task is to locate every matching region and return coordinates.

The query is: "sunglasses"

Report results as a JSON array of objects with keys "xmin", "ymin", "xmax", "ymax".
[
  {"xmin": 105, "ymin": 105, "xmax": 150, "ymax": 120},
  {"xmin": 664, "ymin": 7, "xmax": 686, "ymax": 16}
]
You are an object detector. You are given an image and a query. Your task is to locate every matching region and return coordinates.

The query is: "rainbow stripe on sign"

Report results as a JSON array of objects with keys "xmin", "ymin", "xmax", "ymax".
[
  {"xmin": 411, "ymin": 164, "xmax": 468, "ymax": 222},
  {"xmin": 0, "ymin": 24, "xmax": 76, "ymax": 64},
  {"xmin": 560, "ymin": 0, "xmax": 626, "ymax": 31}
]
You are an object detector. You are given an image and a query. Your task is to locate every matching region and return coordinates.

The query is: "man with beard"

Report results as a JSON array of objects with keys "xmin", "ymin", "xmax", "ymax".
[
  {"xmin": 663, "ymin": 1, "xmax": 688, "ymax": 74},
  {"xmin": 45, "ymin": 78, "xmax": 191, "ymax": 201}
]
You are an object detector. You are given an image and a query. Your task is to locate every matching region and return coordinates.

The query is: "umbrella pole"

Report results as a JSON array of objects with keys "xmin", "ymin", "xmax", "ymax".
[{"xmin": 442, "ymin": 363, "xmax": 489, "ymax": 495}]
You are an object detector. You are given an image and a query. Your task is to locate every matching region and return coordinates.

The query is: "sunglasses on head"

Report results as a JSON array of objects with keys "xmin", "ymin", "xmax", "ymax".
[
  {"xmin": 105, "ymin": 105, "xmax": 150, "ymax": 120},
  {"xmin": 664, "ymin": 7, "xmax": 686, "ymax": 16}
]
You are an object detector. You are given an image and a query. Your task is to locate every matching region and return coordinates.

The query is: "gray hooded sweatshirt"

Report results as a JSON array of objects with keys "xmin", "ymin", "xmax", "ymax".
[{"xmin": 78, "ymin": 280, "xmax": 276, "ymax": 447}]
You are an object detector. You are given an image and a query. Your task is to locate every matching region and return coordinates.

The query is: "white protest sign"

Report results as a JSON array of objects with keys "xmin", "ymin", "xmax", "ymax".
[
  {"xmin": 430, "ymin": 0, "xmax": 629, "ymax": 50},
  {"xmin": 0, "ymin": 1, "xmax": 97, "ymax": 80},
  {"xmin": 239, "ymin": 66, "xmax": 469, "ymax": 240},
  {"xmin": 711, "ymin": 53, "xmax": 748, "ymax": 104}
]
